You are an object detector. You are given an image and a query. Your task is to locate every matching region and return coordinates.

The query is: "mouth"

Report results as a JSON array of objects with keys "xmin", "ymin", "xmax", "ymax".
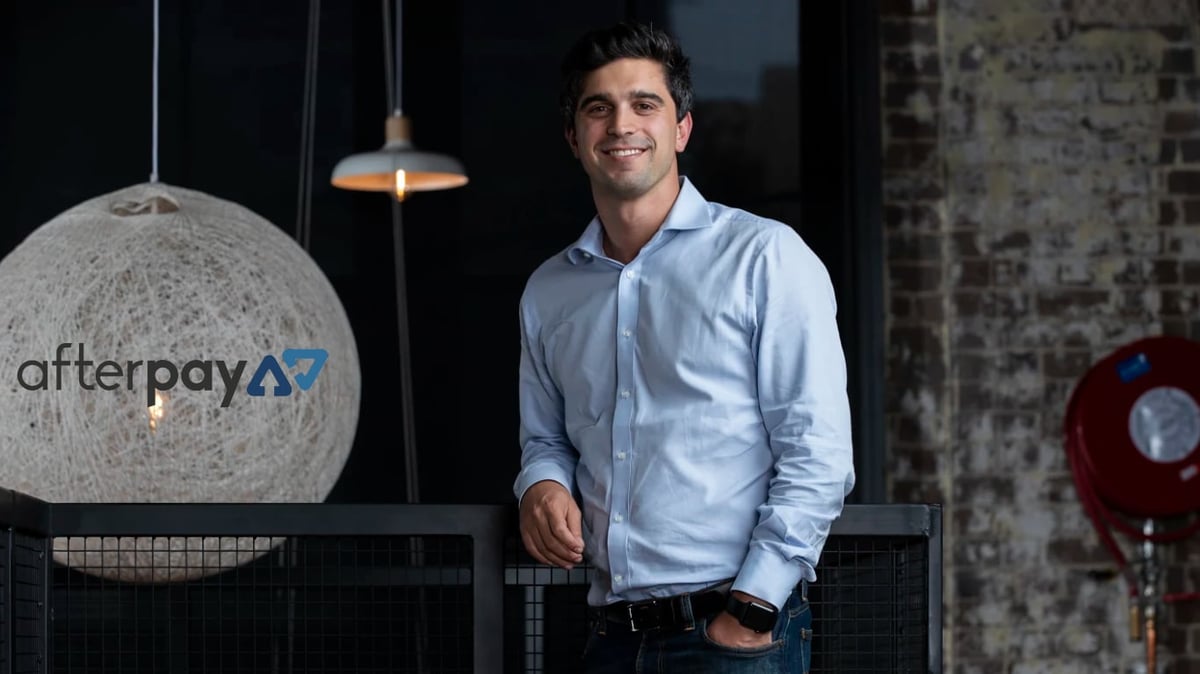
[{"xmin": 602, "ymin": 147, "xmax": 648, "ymax": 158}]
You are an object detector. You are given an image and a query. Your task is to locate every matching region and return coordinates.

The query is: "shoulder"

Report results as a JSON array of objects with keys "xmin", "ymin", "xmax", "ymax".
[
  {"xmin": 519, "ymin": 246, "xmax": 576, "ymax": 324},
  {"xmin": 705, "ymin": 204, "xmax": 833, "ymax": 310},
  {"xmin": 706, "ymin": 201, "xmax": 818, "ymax": 263},
  {"xmin": 524, "ymin": 247, "xmax": 572, "ymax": 289}
]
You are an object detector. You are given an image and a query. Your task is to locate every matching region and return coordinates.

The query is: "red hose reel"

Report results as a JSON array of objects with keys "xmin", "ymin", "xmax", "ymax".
[
  {"xmin": 1064, "ymin": 336, "xmax": 1200, "ymax": 669},
  {"xmin": 1066, "ymin": 336, "xmax": 1200, "ymax": 520}
]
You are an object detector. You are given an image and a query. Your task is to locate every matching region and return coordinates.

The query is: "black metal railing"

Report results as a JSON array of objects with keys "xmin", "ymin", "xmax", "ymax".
[
  {"xmin": 2, "ymin": 488, "xmax": 50, "ymax": 674},
  {"xmin": 0, "ymin": 488, "xmax": 941, "ymax": 673},
  {"xmin": 503, "ymin": 504, "xmax": 942, "ymax": 673}
]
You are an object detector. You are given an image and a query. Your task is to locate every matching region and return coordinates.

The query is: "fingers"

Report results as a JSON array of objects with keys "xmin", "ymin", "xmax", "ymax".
[
  {"xmin": 542, "ymin": 510, "xmax": 584, "ymax": 566},
  {"xmin": 566, "ymin": 499, "xmax": 583, "ymax": 546},
  {"xmin": 549, "ymin": 502, "xmax": 583, "ymax": 557},
  {"xmin": 521, "ymin": 525, "xmax": 554, "ymax": 567},
  {"xmin": 519, "ymin": 484, "xmax": 585, "ymax": 569},
  {"xmin": 522, "ymin": 516, "xmax": 579, "ymax": 568}
]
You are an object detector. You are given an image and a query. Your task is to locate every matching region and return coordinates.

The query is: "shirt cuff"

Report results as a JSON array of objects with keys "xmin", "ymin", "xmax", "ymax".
[
  {"xmin": 514, "ymin": 465, "xmax": 576, "ymax": 507},
  {"xmin": 733, "ymin": 547, "xmax": 811, "ymax": 611}
]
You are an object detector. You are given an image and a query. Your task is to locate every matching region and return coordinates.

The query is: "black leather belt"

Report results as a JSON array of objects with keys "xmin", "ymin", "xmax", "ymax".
[{"xmin": 589, "ymin": 583, "xmax": 731, "ymax": 633}]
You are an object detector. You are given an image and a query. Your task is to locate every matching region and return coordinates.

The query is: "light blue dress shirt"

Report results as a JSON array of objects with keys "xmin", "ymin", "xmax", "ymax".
[{"xmin": 514, "ymin": 178, "xmax": 855, "ymax": 610}]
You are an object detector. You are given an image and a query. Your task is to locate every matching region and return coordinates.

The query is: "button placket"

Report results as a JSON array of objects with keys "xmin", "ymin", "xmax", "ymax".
[{"xmin": 608, "ymin": 263, "xmax": 641, "ymax": 592}]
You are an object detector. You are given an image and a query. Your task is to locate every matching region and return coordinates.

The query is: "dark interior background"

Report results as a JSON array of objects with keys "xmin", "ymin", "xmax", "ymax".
[{"xmin": 0, "ymin": 0, "xmax": 882, "ymax": 505}]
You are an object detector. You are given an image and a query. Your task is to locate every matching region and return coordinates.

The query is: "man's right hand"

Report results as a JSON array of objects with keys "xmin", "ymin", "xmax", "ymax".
[{"xmin": 519, "ymin": 480, "xmax": 584, "ymax": 569}]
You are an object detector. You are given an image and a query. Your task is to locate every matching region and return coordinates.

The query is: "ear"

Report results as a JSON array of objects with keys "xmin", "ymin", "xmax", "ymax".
[
  {"xmin": 674, "ymin": 111, "xmax": 693, "ymax": 153},
  {"xmin": 565, "ymin": 126, "xmax": 580, "ymax": 158}
]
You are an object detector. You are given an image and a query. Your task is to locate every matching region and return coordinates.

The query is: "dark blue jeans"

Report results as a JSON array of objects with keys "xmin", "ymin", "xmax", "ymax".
[{"xmin": 581, "ymin": 585, "xmax": 811, "ymax": 673}]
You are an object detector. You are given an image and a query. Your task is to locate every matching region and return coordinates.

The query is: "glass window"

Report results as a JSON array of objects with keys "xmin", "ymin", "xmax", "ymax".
[{"xmin": 639, "ymin": 0, "xmax": 802, "ymax": 227}]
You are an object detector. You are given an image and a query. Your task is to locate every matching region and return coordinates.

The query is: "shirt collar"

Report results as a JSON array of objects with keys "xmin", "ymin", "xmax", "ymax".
[{"xmin": 566, "ymin": 177, "xmax": 713, "ymax": 265}]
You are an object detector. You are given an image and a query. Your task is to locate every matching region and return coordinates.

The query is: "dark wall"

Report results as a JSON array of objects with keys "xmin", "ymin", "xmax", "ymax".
[{"xmin": 0, "ymin": 1, "xmax": 880, "ymax": 505}]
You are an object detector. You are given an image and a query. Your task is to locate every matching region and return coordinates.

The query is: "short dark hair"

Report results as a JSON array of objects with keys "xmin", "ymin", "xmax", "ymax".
[{"xmin": 559, "ymin": 22, "xmax": 693, "ymax": 132}]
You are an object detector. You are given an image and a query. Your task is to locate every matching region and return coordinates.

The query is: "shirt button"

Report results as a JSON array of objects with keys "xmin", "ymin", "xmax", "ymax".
[
  {"xmin": 617, "ymin": 451, "xmax": 627, "ymax": 460},
  {"xmin": 625, "ymin": 270, "xmax": 636, "ymax": 279},
  {"xmin": 622, "ymin": 329, "xmax": 632, "ymax": 338},
  {"xmin": 613, "ymin": 513, "xmax": 624, "ymax": 523},
  {"xmin": 620, "ymin": 389, "xmax": 631, "ymax": 399},
  {"xmin": 614, "ymin": 574, "xmax": 623, "ymax": 583},
  {"xmin": 582, "ymin": 252, "xmax": 592, "ymax": 260}
]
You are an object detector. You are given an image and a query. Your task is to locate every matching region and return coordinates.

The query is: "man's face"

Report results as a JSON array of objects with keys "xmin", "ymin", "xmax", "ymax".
[{"xmin": 566, "ymin": 58, "xmax": 693, "ymax": 201}]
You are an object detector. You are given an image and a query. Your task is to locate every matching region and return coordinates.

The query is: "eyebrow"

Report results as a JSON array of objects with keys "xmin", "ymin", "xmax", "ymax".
[{"xmin": 578, "ymin": 90, "xmax": 667, "ymax": 110}]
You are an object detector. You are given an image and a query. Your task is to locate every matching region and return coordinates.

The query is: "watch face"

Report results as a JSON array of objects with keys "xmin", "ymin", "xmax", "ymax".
[
  {"xmin": 727, "ymin": 596, "xmax": 779, "ymax": 633},
  {"xmin": 742, "ymin": 602, "xmax": 778, "ymax": 633}
]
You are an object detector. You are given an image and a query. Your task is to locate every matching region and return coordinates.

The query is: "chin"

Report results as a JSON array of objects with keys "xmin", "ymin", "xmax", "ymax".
[
  {"xmin": 599, "ymin": 172, "xmax": 652, "ymax": 194},
  {"xmin": 605, "ymin": 182, "xmax": 652, "ymax": 200}
]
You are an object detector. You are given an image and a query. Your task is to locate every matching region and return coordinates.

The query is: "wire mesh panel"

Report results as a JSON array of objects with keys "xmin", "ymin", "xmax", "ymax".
[
  {"xmin": 503, "ymin": 537, "xmax": 592, "ymax": 674},
  {"xmin": 12, "ymin": 533, "xmax": 47, "ymax": 674},
  {"xmin": 503, "ymin": 544, "xmax": 931, "ymax": 674},
  {"xmin": 503, "ymin": 505, "xmax": 941, "ymax": 674},
  {"xmin": 809, "ymin": 535, "xmax": 930, "ymax": 672},
  {"xmin": 51, "ymin": 535, "xmax": 474, "ymax": 674}
]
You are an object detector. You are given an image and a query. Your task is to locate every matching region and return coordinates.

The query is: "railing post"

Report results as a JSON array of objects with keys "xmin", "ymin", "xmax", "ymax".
[
  {"xmin": 927, "ymin": 504, "xmax": 943, "ymax": 674},
  {"xmin": 473, "ymin": 508, "xmax": 506, "ymax": 674},
  {"xmin": 3, "ymin": 523, "xmax": 12, "ymax": 674},
  {"xmin": 40, "ymin": 536, "xmax": 50, "ymax": 674}
]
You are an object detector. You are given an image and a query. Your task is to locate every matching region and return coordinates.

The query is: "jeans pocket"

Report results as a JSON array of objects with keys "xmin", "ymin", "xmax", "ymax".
[{"xmin": 699, "ymin": 618, "xmax": 785, "ymax": 657}]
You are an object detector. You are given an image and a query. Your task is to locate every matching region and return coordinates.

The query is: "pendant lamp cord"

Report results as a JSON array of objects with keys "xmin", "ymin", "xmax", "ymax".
[
  {"xmin": 382, "ymin": 0, "xmax": 402, "ymax": 116},
  {"xmin": 294, "ymin": 0, "xmax": 321, "ymax": 250},
  {"xmin": 385, "ymin": 0, "xmax": 419, "ymax": 505},
  {"xmin": 150, "ymin": 0, "xmax": 160, "ymax": 183}
]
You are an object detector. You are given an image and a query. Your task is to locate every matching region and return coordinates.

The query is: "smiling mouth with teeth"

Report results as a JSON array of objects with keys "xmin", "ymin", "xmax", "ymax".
[{"xmin": 605, "ymin": 148, "xmax": 647, "ymax": 157}]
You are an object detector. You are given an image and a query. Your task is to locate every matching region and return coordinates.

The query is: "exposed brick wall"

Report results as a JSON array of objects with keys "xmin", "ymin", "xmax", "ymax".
[{"xmin": 882, "ymin": 0, "xmax": 1200, "ymax": 671}]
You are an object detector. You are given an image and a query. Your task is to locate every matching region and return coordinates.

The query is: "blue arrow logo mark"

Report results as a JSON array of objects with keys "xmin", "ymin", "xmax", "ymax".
[
  {"xmin": 246, "ymin": 355, "xmax": 293, "ymax": 397},
  {"xmin": 283, "ymin": 348, "xmax": 328, "ymax": 391}
]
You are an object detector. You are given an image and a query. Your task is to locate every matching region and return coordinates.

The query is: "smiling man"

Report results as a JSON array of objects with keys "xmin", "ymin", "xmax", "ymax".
[{"xmin": 514, "ymin": 22, "xmax": 855, "ymax": 673}]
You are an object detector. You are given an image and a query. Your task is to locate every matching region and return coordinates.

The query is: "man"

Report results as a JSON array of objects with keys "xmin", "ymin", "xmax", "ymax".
[{"xmin": 514, "ymin": 21, "xmax": 854, "ymax": 673}]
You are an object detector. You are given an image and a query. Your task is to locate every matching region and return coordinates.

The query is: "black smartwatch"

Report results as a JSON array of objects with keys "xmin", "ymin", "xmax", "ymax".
[{"xmin": 724, "ymin": 595, "xmax": 779, "ymax": 633}]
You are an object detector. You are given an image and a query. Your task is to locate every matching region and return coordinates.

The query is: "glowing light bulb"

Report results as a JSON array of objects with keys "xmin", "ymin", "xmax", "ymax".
[
  {"xmin": 394, "ymin": 169, "xmax": 408, "ymax": 202},
  {"xmin": 148, "ymin": 391, "xmax": 167, "ymax": 433}
]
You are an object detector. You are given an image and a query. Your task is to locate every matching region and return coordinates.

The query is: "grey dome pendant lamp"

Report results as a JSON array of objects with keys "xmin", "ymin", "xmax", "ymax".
[{"xmin": 331, "ymin": 0, "xmax": 467, "ymax": 200}]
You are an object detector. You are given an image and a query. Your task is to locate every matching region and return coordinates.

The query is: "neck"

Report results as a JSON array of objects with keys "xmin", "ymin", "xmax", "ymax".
[{"xmin": 595, "ymin": 174, "xmax": 682, "ymax": 264}]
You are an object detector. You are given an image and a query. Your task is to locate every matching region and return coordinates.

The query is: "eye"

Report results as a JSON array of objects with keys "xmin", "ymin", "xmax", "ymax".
[
  {"xmin": 635, "ymin": 102, "xmax": 655, "ymax": 112},
  {"xmin": 587, "ymin": 104, "xmax": 610, "ymax": 115}
]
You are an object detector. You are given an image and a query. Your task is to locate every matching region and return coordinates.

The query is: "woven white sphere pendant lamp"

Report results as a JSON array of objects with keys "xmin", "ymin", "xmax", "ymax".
[{"xmin": 0, "ymin": 183, "xmax": 361, "ymax": 581}]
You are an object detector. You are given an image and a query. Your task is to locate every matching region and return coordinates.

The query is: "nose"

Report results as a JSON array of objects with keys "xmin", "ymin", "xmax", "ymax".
[{"xmin": 607, "ymin": 105, "xmax": 636, "ymax": 136}]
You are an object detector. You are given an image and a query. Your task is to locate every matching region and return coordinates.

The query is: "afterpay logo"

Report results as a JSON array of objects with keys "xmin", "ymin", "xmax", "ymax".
[{"xmin": 17, "ymin": 343, "xmax": 329, "ymax": 408}]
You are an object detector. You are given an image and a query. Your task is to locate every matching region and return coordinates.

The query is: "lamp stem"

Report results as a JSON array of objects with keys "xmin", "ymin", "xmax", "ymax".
[
  {"xmin": 393, "ymin": 0, "xmax": 403, "ymax": 116},
  {"xmin": 381, "ymin": 0, "xmax": 394, "ymax": 116},
  {"xmin": 294, "ymin": 0, "xmax": 321, "ymax": 250},
  {"xmin": 391, "ymin": 199, "xmax": 419, "ymax": 504},
  {"xmin": 150, "ymin": 0, "xmax": 160, "ymax": 183}
]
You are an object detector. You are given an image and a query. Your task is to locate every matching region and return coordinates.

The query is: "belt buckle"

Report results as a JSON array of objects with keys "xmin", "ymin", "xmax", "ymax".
[{"xmin": 627, "ymin": 599, "xmax": 659, "ymax": 633}]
